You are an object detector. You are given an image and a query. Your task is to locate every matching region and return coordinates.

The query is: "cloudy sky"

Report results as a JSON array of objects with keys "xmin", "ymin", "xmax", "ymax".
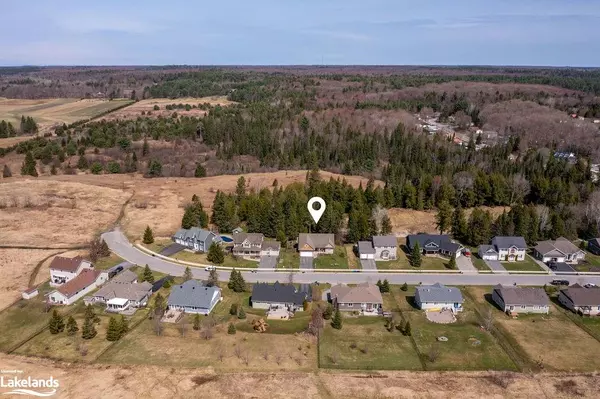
[{"xmin": 2, "ymin": 0, "xmax": 599, "ymax": 66}]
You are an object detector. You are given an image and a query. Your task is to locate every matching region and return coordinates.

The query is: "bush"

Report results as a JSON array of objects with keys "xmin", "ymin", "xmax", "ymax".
[
  {"xmin": 90, "ymin": 162, "xmax": 103, "ymax": 174},
  {"xmin": 228, "ymin": 323, "xmax": 236, "ymax": 334}
]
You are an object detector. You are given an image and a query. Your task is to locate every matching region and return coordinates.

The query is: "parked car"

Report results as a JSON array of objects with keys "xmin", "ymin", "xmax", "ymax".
[
  {"xmin": 584, "ymin": 283, "xmax": 597, "ymax": 288},
  {"xmin": 462, "ymin": 249, "xmax": 471, "ymax": 257},
  {"xmin": 205, "ymin": 266, "xmax": 216, "ymax": 271},
  {"xmin": 550, "ymin": 279, "xmax": 570, "ymax": 286}
]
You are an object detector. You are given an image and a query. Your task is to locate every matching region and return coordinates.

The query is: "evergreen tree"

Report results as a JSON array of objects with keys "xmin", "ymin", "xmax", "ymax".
[
  {"xmin": 183, "ymin": 266, "xmax": 193, "ymax": 281},
  {"xmin": 118, "ymin": 315, "xmax": 129, "ymax": 338},
  {"xmin": 207, "ymin": 268, "xmax": 219, "ymax": 287},
  {"xmin": 193, "ymin": 314, "xmax": 201, "ymax": 330},
  {"xmin": 21, "ymin": 151, "xmax": 38, "ymax": 176},
  {"xmin": 106, "ymin": 317, "xmax": 121, "ymax": 341},
  {"xmin": 401, "ymin": 283, "xmax": 408, "ymax": 291},
  {"xmin": 2, "ymin": 164, "xmax": 12, "ymax": 178},
  {"xmin": 194, "ymin": 163, "xmax": 207, "ymax": 178},
  {"xmin": 404, "ymin": 321, "xmax": 412, "ymax": 336},
  {"xmin": 77, "ymin": 155, "xmax": 88, "ymax": 170},
  {"xmin": 48, "ymin": 310, "xmax": 65, "ymax": 334},
  {"xmin": 435, "ymin": 200, "xmax": 453, "ymax": 234},
  {"xmin": 227, "ymin": 269, "xmax": 246, "ymax": 292},
  {"xmin": 229, "ymin": 303, "xmax": 239, "ymax": 316},
  {"xmin": 237, "ymin": 307, "xmax": 246, "ymax": 319},
  {"xmin": 142, "ymin": 138, "xmax": 149, "ymax": 156},
  {"xmin": 66, "ymin": 316, "xmax": 78, "ymax": 336},
  {"xmin": 147, "ymin": 159, "xmax": 162, "ymax": 177},
  {"xmin": 207, "ymin": 242, "xmax": 225, "ymax": 264},
  {"xmin": 235, "ymin": 176, "xmax": 246, "ymax": 203},
  {"xmin": 451, "ymin": 205, "xmax": 468, "ymax": 242},
  {"xmin": 323, "ymin": 303, "xmax": 333, "ymax": 320},
  {"xmin": 410, "ymin": 242, "xmax": 422, "ymax": 267},
  {"xmin": 331, "ymin": 309, "xmax": 343, "ymax": 329},
  {"xmin": 81, "ymin": 317, "xmax": 97, "ymax": 339},
  {"xmin": 143, "ymin": 225, "xmax": 154, "ymax": 244},
  {"xmin": 381, "ymin": 279, "xmax": 390, "ymax": 293},
  {"xmin": 84, "ymin": 304, "xmax": 100, "ymax": 324},
  {"xmin": 381, "ymin": 214, "xmax": 392, "ymax": 235},
  {"xmin": 376, "ymin": 279, "xmax": 383, "ymax": 292},
  {"xmin": 143, "ymin": 264, "xmax": 155, "ymax": 283},
  {"xmin": 448, "ymin": 253, "xmax": 457, "ymax": 270},
  {"xmin": 228, "ymin": 323, "xmax": 236, "ymax": 334}
]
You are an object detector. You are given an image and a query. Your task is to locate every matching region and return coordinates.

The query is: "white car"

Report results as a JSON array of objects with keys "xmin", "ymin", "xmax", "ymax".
[
  {"xmin": 584, "ymin": 283, "xmax": 597, "ymax": 288},
  {"xmin": 205, "ymin": 266, "xmax": 216, "ymax": 271}
]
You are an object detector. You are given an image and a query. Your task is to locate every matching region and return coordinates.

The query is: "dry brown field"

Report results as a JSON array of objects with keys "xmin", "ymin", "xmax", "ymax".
[
  {"xmin": 100, "ymin": 96, "xmax": 235, "ymax": 121},
  {"xmin": 0, "ymin": 136, "xmax": 31, "ymax": 148}
]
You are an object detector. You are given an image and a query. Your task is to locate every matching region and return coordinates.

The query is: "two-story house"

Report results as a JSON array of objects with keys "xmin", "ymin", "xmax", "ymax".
[
  {"xmin": 49, "ymin": 256, "xmax": 94, "ymax": 287},
  {"xmin": 478, "ymin": 236, "xmax": 527, "ymax": 262},
  {"xmin": 232, "ymin": 233, "xmax": 264, "ymax": 259},
  {"xmin": 172, "ymin": 227, "xmax": 219, "ymax": 253},
  {"xmin": 373, "ymin": 235, "xmax": 398, "ymax": 261},
  {"xmin": 48, "ymin": 269, "xmax": 109, "ymax": 306}
]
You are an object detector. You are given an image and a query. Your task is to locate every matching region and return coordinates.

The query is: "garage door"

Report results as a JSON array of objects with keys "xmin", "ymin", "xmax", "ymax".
[{"xmin": 483, "ymin": 255, "xmax": 497, "ymax": 260}]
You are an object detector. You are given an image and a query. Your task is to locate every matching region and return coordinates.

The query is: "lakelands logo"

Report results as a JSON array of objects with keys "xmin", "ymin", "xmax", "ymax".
[{"xmin": 0, "ymin": 370, "xmax": 58, "ymax": 397}]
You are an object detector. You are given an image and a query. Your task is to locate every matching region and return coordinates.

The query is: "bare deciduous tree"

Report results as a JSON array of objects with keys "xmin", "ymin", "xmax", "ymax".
[
  {"xmin": 536, "ymin": 205, "xmax": 551, "ymax": 234},
  {"xmin": 274, "ymin": 353, "xmax": 283, "ymax": 365},
  {"xmin": 217, "ymin": 346, "xmax": 226, "ymax": 362},
  {"xmin": 508, "ymin": 174, "xmax": 530, "ymax": 205},
  {"xmin": 428, "ymin": 344, "xmax": 440, "ymax": 363},
  {"xmin": 262, "ymin": 349, "xmax": 269, "ymax": 361},
  {"xmin": 153, "ymin": 315, "xmax": 164, "ymax": 336},
  {"xmin": 453, "ymin": 171, "xmax": 474, "ymax": 200},
  {"xmin": 482, "ymin": 308, "xmax": 494, "ymax": 331},
  {"xmin": 234, "ymin": 345, "xmax": 243, "ymax": 359},
  {"xmin": 178, "ymin": 313, "xmax": 187, "ymax": 337},
  {"xmin": 307, "ymin": 306, "xmax": 324, "ymax": 336},
  {"xmin": 585, "ymin": 191, "xmax": 600, "ymax": 232},
  {"xmin": 454, "ymin": 110, "xmax": 472, "ymax": 130},
  {"xmin": 200, "ymin": 326, "xmax": 213, "ymax": 340}
]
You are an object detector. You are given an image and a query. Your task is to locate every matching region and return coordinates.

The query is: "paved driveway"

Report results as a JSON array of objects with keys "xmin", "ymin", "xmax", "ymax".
[
  {"xmin": 259, "ymin": 255, "xmax": 278, "ymax": 269},
  {"xmin": 360, "ymin": 259, "xmax": 378, "ymax": 271},
  {"xmin": 159, "ymin": 243, "xmax": 185, "ymax": 257},
  {"xmin": 456, "ymin": 255, "xmax": 477, "ymax": 273},
  {"xmin": 300, "ymin": 257, "xmax": 314, "ymax": 269},
  {"xmin": 484, "ymin": 259, "xmax": 507, "ymax": 273}
]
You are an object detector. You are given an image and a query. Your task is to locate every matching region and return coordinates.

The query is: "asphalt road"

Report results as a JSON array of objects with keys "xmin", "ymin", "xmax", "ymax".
[{"xmin": 101, "ymin": 230, "xmax": 600, "ymax": 287}]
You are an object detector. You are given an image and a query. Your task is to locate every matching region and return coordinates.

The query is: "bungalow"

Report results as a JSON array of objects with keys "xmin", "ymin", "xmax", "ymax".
[
  {"xmin": 587, "ymin": 238, "xmax": 600, "ymax": 255},
  {"xmin": 415, "ymin": 283, "xmax": 464, "ymax": 312},
  {"xmin": 492, "ymin": 285, "xmax": 550, "ymax": 314},
  {"xmin": 167, "ymin": 279, "xmax": 221, "ymax": 315},
  {"xmin": 534, "ymin": 237, "xmax": 585, "ymax": 264},
  {"xmin": 260, "ymin": 240, "xmax": 281, "ymax": 257},
  {"xmin": 49, "ymin": 256, "xmax": 94, "ymax": 286},
  {"xmin": 48, "ymin": 269, "xmax": 109, "ymax": 306},
  {"xmin": 373, "ymin": 235, "xmax": 398, "ymax": 261},
  {"xmin": 89, "ymin": 270, "xmax": 153, "ymax": 312},
  {"xmin": 298, "ymin": 233, "xmax": 335, "ymax": 258},
  {"xmin": 172, "ymin": 227, "xmax": 220, "ymax": 253},
  {"xmin": 558, "ymin": 284, "xmax": 600, "ymax": 316},
  {"xmin": 232, "ymin": 233, "xmax": 264, "ymax": 259},
  {"xmin": 251, "ymin": 282, "xmax": 307, "ymax": 312},
  {"xmin": 330, "ymin": 283, "xmax": 383, "ymax": 315},
  {"xmin": 358, "ymin": 241, "xmax": 375, "ymax": 260},
  {"xmin": 478, "ymin": 236, "xmax": 527, "ymax": 262},
  {"xmin": 406, "ymin": 234, "xmax": 462, "ymax": 258}
]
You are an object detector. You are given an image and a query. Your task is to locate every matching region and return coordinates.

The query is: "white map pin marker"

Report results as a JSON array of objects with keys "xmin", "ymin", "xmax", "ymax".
[{"xmin": 307, "ymin": 197, "xmax": 326, "ymax": 224}]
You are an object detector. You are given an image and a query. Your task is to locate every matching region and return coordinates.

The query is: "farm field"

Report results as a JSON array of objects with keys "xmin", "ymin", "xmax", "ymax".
[
  {"xmin": 0, "ymin": 98, "xmax": 133, "ymax": 132},
  {"xmin": 100, "ymin": 96, "xmax": 236, "ymax": 121}
]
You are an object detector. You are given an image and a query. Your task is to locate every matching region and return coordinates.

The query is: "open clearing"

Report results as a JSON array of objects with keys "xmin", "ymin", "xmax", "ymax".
[
  {"xmin": 0, "ymin": 136, "xmax": 31, "ymax": 148},
  {"xmin": 100, "ymin": 96, "xmax": 236, "ymax": 121},
  {"xmin": 0, "ymin": 179, "xmax": 130, "ymax": 246},
  {"xmin": 0, "ymin": 98, "xmax": 133, "ymax": 132}
]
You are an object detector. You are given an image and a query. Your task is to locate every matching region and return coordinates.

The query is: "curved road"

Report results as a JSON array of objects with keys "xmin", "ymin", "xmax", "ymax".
[{"xmin": 101, "ymin": 230, "xmax": 600, "ymax": 287}]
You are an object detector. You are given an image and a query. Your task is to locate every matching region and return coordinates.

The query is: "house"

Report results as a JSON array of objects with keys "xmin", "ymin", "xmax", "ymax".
[
  {"xmin": 492, "ymin": 285, "xmax": 550, "ymax": 314},
  {"xmin": 22, "ymin": 287, "xmax": 39, "ymax": 300},
  {"xmin": 167, "ymin": 279, "xmax": 221, "ymax": 315},
  {"xmin": 587, "ymin": 238, "xmax": 600, "ymax": 255},
  {"xmin": 330, "ymin": 283, "xmax": 383, "ymax": 315},
  {"xmin": 48, "ymin": 269, "xmax": 109, "ymax": 306},
  {"xmin": 251, "ymin": 282, "xmax": 307, "ymax": 312},
  {"xmin": 558, "ymin": 284, "xmax": 600, "ymax": 316},
  {"xmin": 260, "ymin": 240, "xmax": 281, "ymax": 257},
  {"xmin": 49, "ymin": 256, "xmax": 94, "ymax": 286},
  {"xmin": 232, "ymin": 233, "xmax": 264, "ymax": 259},
  {"xmin": 298, "ymin": 233, "xmax": 335, "ymax": 257},
  {"xmin": 172, "ymin": 227, "xmax": 219, "ymax": 253},
  {"xmin": 358, "ymin": 241, "xmax": 375, "ymax": 260},
  {"xmin": 478, "ymin": 236, "xmax": 527, "ymax": 261},
  {"xmin": 89, "ymin": 270, "xmax": 153, "ymax": 312},
  {"xmin": 534, "ymin": 237, "xmax": 586, "ymax": 264},
  {"xmin": 406, "ymin": 234, "xmax": 462, "ymax": 258},
  {"xmin": 373, "ymin": 235, "xmax": 398, "ymax": 261},
  {"xmin": 414, "ymin": 283, "xmax": 464, "ymax": 312}
]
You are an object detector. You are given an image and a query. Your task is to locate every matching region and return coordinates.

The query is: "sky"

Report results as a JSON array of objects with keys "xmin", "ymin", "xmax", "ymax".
[{"xmin": 2, "ymin": 0, "xmax": 600, "ymax": 66}]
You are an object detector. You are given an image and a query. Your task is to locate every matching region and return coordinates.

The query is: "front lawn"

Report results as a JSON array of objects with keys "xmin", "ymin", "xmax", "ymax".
[
  {"xmin": 143, "ymin": 238, "xmax": 173, "ymax": 254},
  {"xmin": 313, "ymin": 247, "xmax": 349, "ymax": 269},
  {"xmin": 277, "ymin": 248, "xmax": 300, "ymax": 269},
  {"xmin": 172, "ymin": 251, "xmax": 258, "ymax": 269},
  {"xmin": 501, "ymin": 255, "xmax": 544, "ymax": 272},
  {"xmin": 94, "ymin": 253, "xmax": 126, "ymax": 270},
  {"xmin": 377, "ymin": 246, "xmax": 449, "ymax": 270}
]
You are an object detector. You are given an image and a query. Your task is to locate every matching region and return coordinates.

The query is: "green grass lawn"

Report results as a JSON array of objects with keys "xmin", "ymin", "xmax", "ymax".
[
  {"xmin": 319, "ymin": 316, "xmax": 423, "ymax": 370},
  {"xmin": 171, "ymin": 251, "xmax": 258, "ymax": 269},
  {"xmin": 277, "ymin": 248, "xmax": 300, "ymax": 269},
  {"xmin": 377, "ymin": 246, "xmax": 449, "ymax": 270},
  {"xmin": 501, "ymin": 255, "xmax": 544, "ymax": 272},
  {"xmin": 94, "ymin": 254, "xmax": 126, "ymax": 270},
  {"xmin": 314, "ymin": 247, "xmax": 349, "ymax": 269},
  {"xmin": 142, "ymin": 238, "xmax": 173, "ymax": 254},
  {"xmin": 404, "ymin": 307, "xmax": 517, "ymax": 371},
  {"xmin": 574, "ymin": 250, "xmax": 600, "ymax": 271}
]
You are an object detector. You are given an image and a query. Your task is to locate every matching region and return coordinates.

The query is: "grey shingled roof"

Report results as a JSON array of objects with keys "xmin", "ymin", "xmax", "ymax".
[
  {"xmin": 261, "ymin": 240, "xmax": 281, "ymax": 251},
  {"xmin": 110, "ymin": 269, "xmax": 138, "ymax": 284},
  {"xmin": 173, "ymin": 227, "xmax": 217, "ymax": 243},
  {"xmin": 233, "ymin": 233, "xmax": 264, "ymax": 247},
  {"xmin": 561, "ymin": 286, "xmax": 600, "ymax": 306},
  {"xmin": 251, "ymin": 282, "xmax": 306, "ymax": 306},
  {"xmin": 298, "ymin": 233, "xmax": 335, "ymax": 250},
  {"xmin": 416, "ymin": 283, "xmax": 464, "ymax": 303},
  {"xmin": 373, "ymin": 235, "xmax": 397, "ymax": 248},
  {"xmin": 167, "ymin": 280, "xmax": 221, "ymax": 309},
  {"xmin": 94, "ymin": 280, "xmax": 152, "ymax": 302},
  {"xmin": 491, "ymin": 236, "xmax": 527, "ymax": 250},
  {"xmin": 331, "ymin": 283, "xmax": 383, "ymax": 304},
  {"xmin": 479, "ymin": 244, "xmax": 497, "ymax": 254},
  {"xmin": 535, "ymin": 238, "xmax": 582, "ymax": 256},
  {"xmin": 358, "ymin": 241, "xmax": 375, "ymax": 254},
  {"xmin": 406, "ymin": 234, "xmax": 461, "ymax": 253},
  {"xmin": 493, "ymin": 285, "xmax": 549, "ymax": 306}
]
